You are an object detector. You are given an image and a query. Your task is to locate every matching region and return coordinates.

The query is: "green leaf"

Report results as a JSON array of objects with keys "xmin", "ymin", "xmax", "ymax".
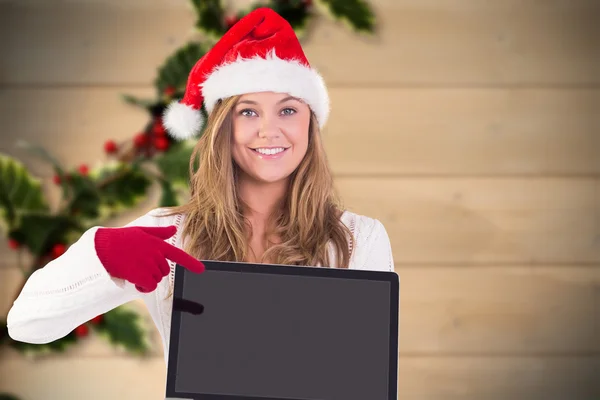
[
  {"xmin": 191, "ymin": 0, "xmax": 226, "ymax": 38},
  {"xmin": 7, "ymin": 330, "xmax": 78, "ymax": 356},
  {"xmin": 95, "ymin": 306, "xmax": 150, "ymax": 355},
  {"xmin": 13, "ymin": 142, "xmax": 76, "ymax": 200},
  {"xmin": 0, "ymin": 153, "xmax": 49, "ymax": 233},
  {"xmin": 121, "ymin": 94, "xmax": 157, "ymax": 110},
  {"xmin": 59, "ymin": 165, "xmax": 152, "ymax": 228},
  {"xmin": 317, "ymin": 0, "xmax": 376, "ymax": 33},
  {"xmin": 159, "ymin": 180, "xmax": 178, "ymax": 207},
  {"xmin": 0, "ymin": 393, "xmax": 22, "ymax": 400},
  {"xmin": 154, "ymin": 139, "xmax": 195, "ymax": 187},
  {"xmin": 66, "ymin": 173, "xmax": 103, "ymax": 221},
  {"xmin": 155, "ymin": 42, "xmax": 208, "ymax": 96},
  {"xmin": 266, "ymin": 3, "xmax": 311, "ymax": 33},
  {"xmin": 97, "ymin": 165, "xmax": 152, "ymax": 211},
  {"xmin": 11, "ymin": 212, "xmax": 75, "ymax": 256},
  {"xmin": 0, "ymin": 319, "xmax": 9, "ymax": 346}
]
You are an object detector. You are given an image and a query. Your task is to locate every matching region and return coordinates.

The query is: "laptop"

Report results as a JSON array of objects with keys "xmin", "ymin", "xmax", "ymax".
[{"xmin": 165, "ymin": 260, "xmax": 399, "ymax": 400}]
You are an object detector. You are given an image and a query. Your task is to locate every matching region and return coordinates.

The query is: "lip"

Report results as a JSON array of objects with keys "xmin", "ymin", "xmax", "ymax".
[{"xmin": 249, "ymin": 147, "xmax": 289, "ymax": 160}]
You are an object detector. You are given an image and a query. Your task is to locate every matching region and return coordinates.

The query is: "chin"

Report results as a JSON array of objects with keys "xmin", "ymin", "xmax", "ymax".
[
  {"xmin": 255, "ymin": 175, "xmax": 289, "ymax": 184},
  {"xmin": 251, "ymin": 171, "xmax": 293, "ymax": 184}
]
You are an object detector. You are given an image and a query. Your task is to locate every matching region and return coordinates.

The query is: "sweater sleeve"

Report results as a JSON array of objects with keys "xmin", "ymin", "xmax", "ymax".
[{"xmin": 6, "ymin": 208, "xmax": 167, "ymax": 344}]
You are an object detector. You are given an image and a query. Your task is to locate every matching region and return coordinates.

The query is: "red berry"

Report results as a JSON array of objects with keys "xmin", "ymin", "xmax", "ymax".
[
  {"xmin": 303, "ymin": 0, "xmax": 312, "ymax": 6},
  {"xmin": 134, "ymin": 133, "xmax": 148, "ymax": 148},
  {"xmin": 153, "ymin": 119, "xmax": 166, "ymax": 136},
  {"xmin": 154, "ymin": 136, "xmax": 170, "ymax": 151},
  {"xmin": 78, "ymin": 164, "xmax": 89, "ymax": 176},
  {"xmin": 164, "ymin": 86, "xmax": 176, "ymax": 97},
  {"xmin": 74, "ymin": 324, "xmax": 89, "ymax": 337},
  {"xmin": 53, "ymin": 175, "xmax": 61, "ymax": 185},
  {"xmin": 51, "ymin": 243, "xmax": 66, "ymax": 259},
  {"xmin": 91, "ymin": 315, "xmax": 103, "ymax": 324},
  {"xmin": 8, "ymin": 239, "xmax": 20, "ymax": 249},
  {"xmin": 104, "ymin": 140, "xmax": 118, "ymax": 154},
  {"xmin": 225, "ymin": 15, "xmax": 238, "ymax": 28}
]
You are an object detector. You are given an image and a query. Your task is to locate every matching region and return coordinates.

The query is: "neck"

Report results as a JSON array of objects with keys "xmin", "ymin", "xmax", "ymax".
[{"xmin": 238, "ymin": 175, "xmax": 288, "ymax": 221}]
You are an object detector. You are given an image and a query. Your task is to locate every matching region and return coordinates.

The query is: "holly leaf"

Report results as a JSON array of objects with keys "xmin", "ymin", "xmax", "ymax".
[
  {"xmin": 10, "ymin": 212, "xmax": 75, "ymax": 256},
  {"xmin": 159, "ymin": 180, "xmax": 179, "ymax": 207},
  {"xmin": 65, "ymin": 173, "xmax": 103, "ymax": 222},
  {"xmin": 0, "ymin": 393, "xmax": 22, "ymax": 400},
  {"xmin": 97, "ymin": 165, "xmax": 152, "ymax": 211},
  {"xmin": 0, "ymin": 153, "xmax": 49, "ymax": 233},
  {"xmin": 318, "ymin": 0, "xmax": 376, "ymax": 33},
  {"xmin": 154, "ymin": 139, "xmax": 195, "ymax": 188},
  {"xmin": 0, "ymin": 319, "xmax": 9, "ymax": 346},
  {"xmin": 155, "ymin": 42, "xmax": 208, "ymax": 96},
  {"xmin": 7, "ymin": 331, "xmax": 78, "ymax": 356},
  {"xmin": 266, "ymin": 3, "xmax": 311, "ymax": 33},
  {"xmin": 59, "ymin": 165, "xmax": 152, "ymax": 228},
  {"xmin": 190, "ymin": 0, "xmax": 226, "ymax": 38},
  {"xmin": 121, "ymin": 94, "xmax": 158, "ymax": 110},
  {"xmin": 95, "ymin": 306, "xmax": 150, "ymax": 355}
]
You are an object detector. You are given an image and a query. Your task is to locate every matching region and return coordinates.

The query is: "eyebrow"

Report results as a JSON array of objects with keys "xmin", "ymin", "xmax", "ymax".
[{"xmin": 236, "ymin": 96, "xmax": 300, "ymax": 106}]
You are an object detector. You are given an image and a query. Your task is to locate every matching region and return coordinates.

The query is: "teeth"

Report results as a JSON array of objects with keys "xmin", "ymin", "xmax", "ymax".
[{"xmin": 255, "ymin": 147, "xmax": 285, "ymax": 155}]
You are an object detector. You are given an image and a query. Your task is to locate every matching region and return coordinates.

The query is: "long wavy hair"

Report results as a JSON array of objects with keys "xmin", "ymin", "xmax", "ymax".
[{"xmin": 163, "ymin": 95, "xmax": 354, "ymax": 269}]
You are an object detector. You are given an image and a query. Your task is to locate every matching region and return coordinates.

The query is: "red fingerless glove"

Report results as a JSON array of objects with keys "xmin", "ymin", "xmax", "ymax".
[{"xmin": 94, "ymin": 225, "xmax": 205, "ymax": 293}]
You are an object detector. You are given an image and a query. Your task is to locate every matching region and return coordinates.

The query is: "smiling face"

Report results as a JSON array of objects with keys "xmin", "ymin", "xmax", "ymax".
[{"xmin": 231, "ymin": 91, "xmax": 311, "ymax": 184}]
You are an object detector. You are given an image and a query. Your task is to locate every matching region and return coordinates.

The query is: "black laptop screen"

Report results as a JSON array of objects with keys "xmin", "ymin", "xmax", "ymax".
[{"xmin": 168, "ymin": 262, "xmax": 398, "ymax": 400}]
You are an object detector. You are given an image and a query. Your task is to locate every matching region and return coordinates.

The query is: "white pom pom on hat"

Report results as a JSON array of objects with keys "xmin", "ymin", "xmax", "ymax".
[
  {"xmin": 163, "ymin": 7, "xmax": 330, "ymax": 140},
  {"xmin": 162, "ymin": 101, "xmax": 205, "ymax": 140}
]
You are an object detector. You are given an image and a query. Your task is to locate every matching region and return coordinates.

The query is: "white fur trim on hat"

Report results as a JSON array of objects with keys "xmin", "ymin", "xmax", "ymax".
[
  {"xmin": 201, "ymin": 50, "xmax": 330, "ymax": 128},
  {"xmin": 163, "ymin": 101, "xmax": 205, "ymax": 140}
]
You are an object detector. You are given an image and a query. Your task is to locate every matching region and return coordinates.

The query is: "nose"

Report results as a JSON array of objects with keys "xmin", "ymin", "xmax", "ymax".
[{"xmin": 258, "ymin": 113, "xmax": 281, "ymax": 139}]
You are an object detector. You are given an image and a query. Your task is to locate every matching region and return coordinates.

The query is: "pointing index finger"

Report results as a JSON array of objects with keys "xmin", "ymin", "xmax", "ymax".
[{"xmin": 155, "ymin": 239, "xmax": 205, "ymax": 273}]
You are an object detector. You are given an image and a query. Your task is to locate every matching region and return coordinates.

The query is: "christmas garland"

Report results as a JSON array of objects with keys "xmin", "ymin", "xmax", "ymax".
[{"xmin": 0, "ymin": 0, "xmax": 375, "ymax": 398}]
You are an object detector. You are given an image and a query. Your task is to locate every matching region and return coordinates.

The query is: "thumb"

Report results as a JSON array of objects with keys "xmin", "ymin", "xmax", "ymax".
[{"xmin": 136, "ymin": 225, "xmax": 177, "ymax": 240}]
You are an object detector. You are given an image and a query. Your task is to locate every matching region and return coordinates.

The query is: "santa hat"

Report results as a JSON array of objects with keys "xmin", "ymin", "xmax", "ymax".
[{"xmin": 163, "ymin": 7, "xmax": 330, "ymax": 140}]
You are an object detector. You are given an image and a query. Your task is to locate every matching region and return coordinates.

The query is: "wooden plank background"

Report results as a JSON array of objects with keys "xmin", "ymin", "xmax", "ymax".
[
  {"xmin": 1, "ymin": 87, "xmax": 599, "ymax": 177},
  {"xmin": 0, "ymin": 0, "xmax": 599, "ymax": 399}
]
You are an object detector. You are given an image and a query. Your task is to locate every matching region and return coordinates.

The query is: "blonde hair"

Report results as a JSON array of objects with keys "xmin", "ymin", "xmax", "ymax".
[{"xmin": 163, "ymin": 95, "xmax": 353, "ymax": 269}]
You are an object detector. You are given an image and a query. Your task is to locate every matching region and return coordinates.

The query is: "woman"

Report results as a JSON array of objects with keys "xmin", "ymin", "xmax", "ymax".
[{"xmin": 6, "ymin": 7, "xmax": 394, "ymax": 366}]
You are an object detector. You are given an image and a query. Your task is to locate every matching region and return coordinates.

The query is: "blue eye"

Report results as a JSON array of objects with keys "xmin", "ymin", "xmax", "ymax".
[
  {"xmin": 240, "ymin": 109, "xmax": 257, "ymax": 117},
  {"xmin": 281, "ymin": 108, "xmax": 296, "ymax": 116}
]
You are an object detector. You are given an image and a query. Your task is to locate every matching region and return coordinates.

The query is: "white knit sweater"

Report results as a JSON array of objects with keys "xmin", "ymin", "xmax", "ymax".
[{"xmin": 6, "ymin": 208, "xmax": 395, "ymax": 366}]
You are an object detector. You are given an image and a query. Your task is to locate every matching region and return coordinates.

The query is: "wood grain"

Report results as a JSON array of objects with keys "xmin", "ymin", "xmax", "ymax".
[
  {"xmin": 337, "ymin": 177, "xmax": 600, "ymax": 264},
  {"xmin": 0, "ymin": 177, "xmax": 597, "ymax": 265},
  {"xmin": 0, "ymin": 356, "xmax": 597, "ymax": 400},
  {"xmin": 1, "ymin": 0, "xmax": 598, "ymax": 85},
  {"xmin": 3, "ymin": 264, "xmax": 598, "ymax": 356},
  {"xmin": 1, "ymin": 88, "xmax": 598, "ymax": 178}
]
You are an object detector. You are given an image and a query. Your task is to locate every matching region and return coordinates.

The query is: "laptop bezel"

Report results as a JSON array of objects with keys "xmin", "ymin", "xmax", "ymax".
[{"xmin": 165, "ymin": 260, "xmax": 399, "ymax": 400}]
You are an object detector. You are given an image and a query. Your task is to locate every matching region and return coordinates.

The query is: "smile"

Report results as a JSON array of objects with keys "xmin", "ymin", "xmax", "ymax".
[
  {"xmin": 251, "ymin": 147, "xmax": 288, "ymax": 155},
  {"xmin": 249, "ymin": 147, "xmax": 290, "ymax": 159}
]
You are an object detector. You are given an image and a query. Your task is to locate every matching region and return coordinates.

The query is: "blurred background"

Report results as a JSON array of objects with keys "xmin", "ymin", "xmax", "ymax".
[{"xmin": 0, "ymin": 0, "xmax": 598, "ymax": 399}]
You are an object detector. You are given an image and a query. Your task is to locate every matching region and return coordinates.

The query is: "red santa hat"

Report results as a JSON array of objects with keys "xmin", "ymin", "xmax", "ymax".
[{"xmin": 163, "ymin": 7, "xmax": 330, "ymax": 140}]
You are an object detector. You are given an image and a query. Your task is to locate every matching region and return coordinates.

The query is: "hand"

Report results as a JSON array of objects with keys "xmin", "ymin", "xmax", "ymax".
[{"xmin": 94, "ymin": 225, "xmax": 204, "ymax": 293}]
